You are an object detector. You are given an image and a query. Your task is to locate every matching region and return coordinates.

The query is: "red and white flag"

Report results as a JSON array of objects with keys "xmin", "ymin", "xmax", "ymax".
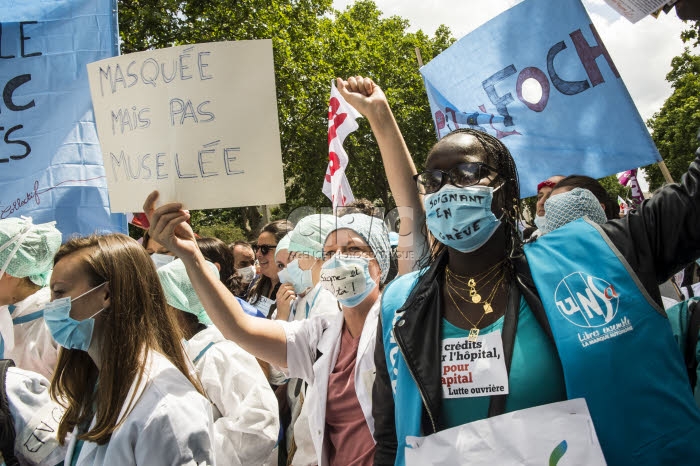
[
  {"xmin": 322, "ymin": 81, "xmax": 361, "ymax": 209},
  {"xmin": 617, "ymin": 196, "xmax": 629, "ymax": 216}
]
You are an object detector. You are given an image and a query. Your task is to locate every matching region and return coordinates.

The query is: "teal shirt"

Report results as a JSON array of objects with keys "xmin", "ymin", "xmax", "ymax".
[{"xmin": 440, "ymin": 297, "xmax": 567, "ymax": 428}]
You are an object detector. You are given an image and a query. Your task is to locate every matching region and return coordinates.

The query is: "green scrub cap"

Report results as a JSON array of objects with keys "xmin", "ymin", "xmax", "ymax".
[
  {"xmin": 288, "ymin": 215, "xmax": 337, "ymax": 259},
  {"xmin": 0, "ymin": 217, "xmax": 62, "ymax": 287},
  {"xmin": 157, "ymin": 258, "xmax": 218, "ymax": 325}
]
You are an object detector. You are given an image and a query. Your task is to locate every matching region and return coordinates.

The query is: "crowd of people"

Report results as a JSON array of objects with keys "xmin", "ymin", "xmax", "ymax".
[{"xmin": 1, "ymin": 63, "xmax": 700, "ymax": 466}]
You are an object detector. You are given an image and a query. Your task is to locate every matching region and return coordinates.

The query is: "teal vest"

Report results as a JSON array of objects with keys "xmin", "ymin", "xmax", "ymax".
[
  {"xmin": 382, "ymin": 218, "xmax": 700, "ymax": 465},
  {"xmin": 525, "ymin": 218, "xmax": 700, "ymax": 465},
  {"xmin": 380, "ymin": 271, "xmax": 424, "ymax": 466}
]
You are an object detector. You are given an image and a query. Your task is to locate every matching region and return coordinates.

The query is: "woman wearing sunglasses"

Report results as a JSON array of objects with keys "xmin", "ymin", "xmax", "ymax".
[
  {"xmin": 248, "ymin": 220, "xmax": 294, "ymax": 318},
  {"xmin": 143, "ymin": 191, "xmax": 391, "ymax": 466},
  {"xmin": 339, "ymin": 76, "xmax": 700, "ymax": 465}
]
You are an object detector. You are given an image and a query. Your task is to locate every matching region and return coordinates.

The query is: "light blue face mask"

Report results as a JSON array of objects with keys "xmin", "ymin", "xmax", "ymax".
[
  {"xmin": 424, "ymin": 184, "xmax": 502, "ymax": 253},
  {"xmin": 320, "ymin": 255, "xmax": 377, "ymax": 308},
  {"xmin": 43, "ymin": 282, "xmax": 107, "ymax": 351},
  {"xmin": 278, "ymin": 258, "xmax": 314, "ymax": 294},
  {"xmin": 534, "ymin": 214, "xmax": 546, "ymax": 231}
]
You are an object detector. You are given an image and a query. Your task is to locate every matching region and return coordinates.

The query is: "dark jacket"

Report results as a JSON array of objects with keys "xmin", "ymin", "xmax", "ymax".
[{"xmin": 373, "ymin": 142, "xmax": 700, "ymax": 465}]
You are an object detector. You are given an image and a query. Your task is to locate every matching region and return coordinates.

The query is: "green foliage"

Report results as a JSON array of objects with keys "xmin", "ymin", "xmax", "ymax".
[
  {"xmin": 681, "ymin": 21, "xmax": 700, "ymax": 46},
  {"xmin": 645, "ymin": 49, "xmax": 700, "ymax": 191},
  {"xmin": 195, "ymin": 223, "xmax": 248, "ymax": 244},
  {"xmin": 117, "ymin": 0, "xmax": 454, "ymax": 238}
]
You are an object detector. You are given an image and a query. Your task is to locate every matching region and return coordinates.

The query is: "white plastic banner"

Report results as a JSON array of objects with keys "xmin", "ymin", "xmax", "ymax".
[{"xmin": 405, "ymin": 398, "xmax": 606, "ymax": 466}]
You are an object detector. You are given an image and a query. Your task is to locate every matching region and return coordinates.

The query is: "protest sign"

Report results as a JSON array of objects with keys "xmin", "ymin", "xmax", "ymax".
[
  {"xmin": 441, "ymin": 332, "xmax": 509, "ymax": 399},
  {"xmin": 87, "ymin": 40, "xmax": 286, "ymax": 212},
  {"xmin": 604, "ymin": 0, "xmax": 672, "ymax": 23},
  {"xmin": 420, "ymin": 0, "xmax": 661, "ymax": 198},
  {"xmin": 0, "ymin": 0, "xmax": 126, "ymax": 239},
  {"xmin": 405, "ymin": 398, "xmax": 606, "ymax": 466}
]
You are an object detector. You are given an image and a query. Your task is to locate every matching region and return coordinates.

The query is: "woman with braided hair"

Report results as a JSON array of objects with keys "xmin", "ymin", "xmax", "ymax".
[{"xmin": 337, "ymin": 75, "xmax": 700, "ymax": 466}]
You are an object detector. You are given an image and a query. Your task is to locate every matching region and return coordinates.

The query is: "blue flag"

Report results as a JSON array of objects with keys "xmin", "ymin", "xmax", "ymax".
[
  {"xmin": 420, "ymin": 0, "xmax": 661, "ymax": 198},
  {"xmin": 0, "ymin": 0, "xmax": 126, "ymax": 239}
]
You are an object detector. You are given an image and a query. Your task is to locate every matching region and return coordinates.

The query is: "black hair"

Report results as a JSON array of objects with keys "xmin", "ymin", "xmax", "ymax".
[
  {"xmin": 553, "ymin": 175, "xmax": 618, "ymax": 220},
  {"xmin": 197, "ymin": 237, "xmax": 236, "ymax": 295},
  {"xmin": 249, "ymin": 219, "xmax": 294, "ymax": 305},
  {"xmin": 419, "ymin": 128, "xmax": 522, "ymax": 266}
]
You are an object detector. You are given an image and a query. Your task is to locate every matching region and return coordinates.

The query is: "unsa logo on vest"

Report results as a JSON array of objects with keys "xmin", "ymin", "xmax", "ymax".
[{"xmin": 553, "ymin": 272, "xmax": 619, "ymax": 328}]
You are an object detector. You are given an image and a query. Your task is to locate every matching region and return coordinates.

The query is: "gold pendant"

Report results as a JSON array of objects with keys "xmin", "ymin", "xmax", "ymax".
[
  {"xmin": 483, "ymin": 302, "xmax": 493, "ymax": 314},
  {"xmin": 468, "ymin": 279, "xmax": 476, "ymax": 287},
  {"xmin": 471, "ymin": 294, "xmax": 482, "ymax": 303},
  {"xmin": 468, "ymin": 328, "xmax": 480, "ymax": 341}
]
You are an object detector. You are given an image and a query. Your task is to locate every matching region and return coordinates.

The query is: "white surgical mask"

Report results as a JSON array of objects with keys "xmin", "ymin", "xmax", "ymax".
[
  {"xmin": 151, "ymin": 253, "xmax": 175, "ymax": 269},
  {"xmin": 236, "ymin": 265, "xmax": 256, "ymax": 283}
]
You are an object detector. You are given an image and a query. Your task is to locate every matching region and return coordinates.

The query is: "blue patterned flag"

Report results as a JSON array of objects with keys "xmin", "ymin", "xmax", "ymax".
[
  {"xmin": 420, "ymin": 0, "xmax": 661, "ymax": 198},
  {"xmin": 0, "ymin": 0, "xmax": 126, "ymax": 239}
]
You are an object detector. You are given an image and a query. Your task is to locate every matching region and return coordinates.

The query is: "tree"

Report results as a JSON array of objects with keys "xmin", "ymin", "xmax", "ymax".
[
  {"xmin": 117, "ymin": 0, "xmax": 454, "ymax": 238},
  {"xmin": 645, "ymin": 49, "xmax": 700, "ymax": 191}
]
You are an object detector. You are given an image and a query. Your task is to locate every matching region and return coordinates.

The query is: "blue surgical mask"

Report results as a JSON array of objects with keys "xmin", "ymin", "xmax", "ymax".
[
  {"xmin": 320, "ymin": 255, "xmax": 377, "ymax": 308},
  {"xmin": 424, "ymin": 184, "xmax": 501, "ymax": 253},
  {"xmin": 43, "ymin": 283, "xmax": 108, "ymax": 351},
  {"xmin": 279, "ymin": 259, "xmax": 314, "ymax": 294},
  {"xmin": 534, "ymin": 214, "xmax": 546, "ymax": 231}
]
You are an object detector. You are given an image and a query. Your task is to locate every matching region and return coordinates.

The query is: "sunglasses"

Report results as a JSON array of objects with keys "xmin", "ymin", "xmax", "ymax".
[
  {"xmin": 413, "ymin": 162, "xmax": 499, "ymax": 195},
  {"xmin": 252, "ymin": 244, "xmax": 277, "ymax": 256}
]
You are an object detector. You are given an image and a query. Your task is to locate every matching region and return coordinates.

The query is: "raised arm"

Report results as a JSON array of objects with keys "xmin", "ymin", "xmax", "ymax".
[
  {"xmin": 603, "ymin": 133, "xmax": 700, "ymax": 298},
  {"xmin": 337, "ymin": 76, "xmax": 427, "ymax": 274},
  {"xmin": 143, "ymin": 191, "xmax": 288, "ymax": 368}
]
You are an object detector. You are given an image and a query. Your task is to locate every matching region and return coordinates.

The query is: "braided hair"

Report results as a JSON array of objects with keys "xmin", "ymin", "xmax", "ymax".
[{"xmin": 421, "ymin": 128, "xmax": 522, "ymax": 266}]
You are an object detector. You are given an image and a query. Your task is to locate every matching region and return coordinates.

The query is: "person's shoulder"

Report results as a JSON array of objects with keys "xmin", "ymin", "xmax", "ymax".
[{"xmin": 384, "ymin": 269, "xmax": 424, "ymax": 295}]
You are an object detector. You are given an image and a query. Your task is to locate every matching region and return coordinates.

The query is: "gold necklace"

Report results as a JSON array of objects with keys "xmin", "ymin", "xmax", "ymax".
[
  {"xmin": 445, "ymin": 285, "xmax": 486, "ymax": 342},
  {"xmin": 447, "ymin": 270, "xmax": 505, "ymax": 315},
  {"xmin": 445, "ymin": 271, "xmax": 507, "ymax": 341},
  {"xmin": 446, "ymin": 259, "xmax": 506, "ymax": 305}
]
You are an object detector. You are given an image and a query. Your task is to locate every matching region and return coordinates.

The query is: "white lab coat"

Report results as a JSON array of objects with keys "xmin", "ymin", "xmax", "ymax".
[
  {"xmin": 185, "ymin": 326, "xmax": 279, "ymax": 466},
  {"xmin": 64, "ymin": 351, "xmax": 216, "ymax": 466},
  {"xmin": 280, "ymin": 299, "xmax": 379, "ymax": 466},
  {"xmin": 285, "ymin": 285, "xmax": 338, "ymax": 460},
  {"xmin": 6, "ymin": 366, "xmax": 66, "ymax": 465},
  {"xmin": 2, "ymin": 287, "xmax": 58, "ymax": 380}
]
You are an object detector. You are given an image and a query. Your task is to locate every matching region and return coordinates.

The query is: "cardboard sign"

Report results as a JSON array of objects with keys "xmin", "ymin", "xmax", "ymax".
[
  {"xmin": 0, "ymin": 0, "xmax": 126, "ymax": 239},
  {"xmin": 87, "ymin": 40, "xmax": 286, "ymax": 212}
]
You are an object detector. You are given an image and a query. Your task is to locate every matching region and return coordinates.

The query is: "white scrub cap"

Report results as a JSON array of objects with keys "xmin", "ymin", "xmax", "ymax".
[
  {"xmin": 275, "ymin": 233, "xmax": 292, "ymax": 261},
  {"xmin": 288, "ymin": 214, "xmax": 337, "ymax": 259},
  {"xmin": 157, "ymin": 259, "xmax": 218, "ymax": 325},
  {"xmin": 326, "ymin": 214, "xmax": 391, "ymax": 283},
  {"xmin": 0, "ymin": 217, "xmax": 61, "ymax": 286}
]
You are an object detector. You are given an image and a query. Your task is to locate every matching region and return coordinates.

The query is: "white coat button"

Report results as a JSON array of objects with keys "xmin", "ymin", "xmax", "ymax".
[{"xmin": 397, "ymin": 320, "xmax": 405, "ymax": 327}]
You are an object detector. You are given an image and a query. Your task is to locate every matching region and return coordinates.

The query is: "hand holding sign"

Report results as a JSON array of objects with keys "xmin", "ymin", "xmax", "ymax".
[{"xmin": 143, "ymin": 190, "xmax": 197, "ymax": 260}]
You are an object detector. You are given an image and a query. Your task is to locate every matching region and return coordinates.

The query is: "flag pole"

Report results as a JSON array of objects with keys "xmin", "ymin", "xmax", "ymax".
[
  {"xmin": 657, "ymin": 160, "xmax": 675, "ymax": 184},
  {"xmin": 415, "ymin": 47, "xmax": 424, "ymax": 68}
]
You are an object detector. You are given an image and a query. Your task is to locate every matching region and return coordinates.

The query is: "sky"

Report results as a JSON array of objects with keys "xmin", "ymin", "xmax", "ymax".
[
  {"xmin": 332, "ymin": 0, "xmax": 693, "ymax": 124},
  {"xmin": 333, "ymin": 0, "xmax": 697, "ymax": 192}
]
